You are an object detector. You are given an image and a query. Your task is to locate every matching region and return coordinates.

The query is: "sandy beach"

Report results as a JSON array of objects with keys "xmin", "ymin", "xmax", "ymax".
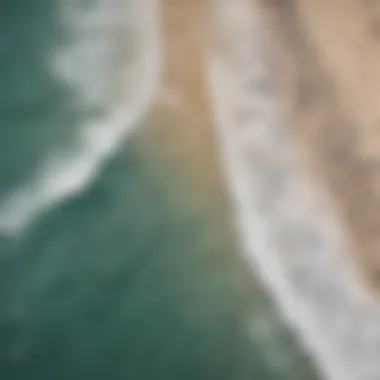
[
  {"xmin": 250, "ymin": 0, "xmax": 380, "ymax": 294},
  {"xmin": 201, "ymin": 2, "xmax": 380, "ymax": 379}
]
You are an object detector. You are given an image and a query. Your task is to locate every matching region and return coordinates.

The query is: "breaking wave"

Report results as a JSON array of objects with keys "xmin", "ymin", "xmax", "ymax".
[{"xmin": 0, "ymin": 0, "xmax": 162, "ymax": 235}]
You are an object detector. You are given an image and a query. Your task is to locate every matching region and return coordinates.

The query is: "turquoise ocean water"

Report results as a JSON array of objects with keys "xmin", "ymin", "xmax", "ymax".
[{"xmin": 0, "ymin": 1, "xmax": 319, "ymax": 379}]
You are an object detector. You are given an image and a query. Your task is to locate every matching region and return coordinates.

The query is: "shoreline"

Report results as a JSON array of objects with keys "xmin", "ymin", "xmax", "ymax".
[
  {"xmin": 0, "ymin": 0, "xmax": 161, "ymax": 235},
  {"xmin": 208, "ymin": 0, "xmax": 380, "ymax": 379},
  {"xmin": 249, "ymin": 0, "xmax": 380, "ymax": 296},
  {"xmin": 147, "ymin": 2, "xmax": 321, "ymax": 378}
]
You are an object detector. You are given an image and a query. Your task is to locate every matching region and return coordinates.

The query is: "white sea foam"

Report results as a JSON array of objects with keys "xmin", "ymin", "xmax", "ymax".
[
  {"xmin": 208, "ymin": 1, "xmax": 380, "ymax": 379},
  {"xmin": 0, "ymin": 0, "xmax": 162, "ymax": 235}
]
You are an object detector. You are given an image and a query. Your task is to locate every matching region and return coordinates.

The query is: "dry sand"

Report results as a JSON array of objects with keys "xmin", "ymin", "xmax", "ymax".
[
  {"xmin": 251, "ymin": 0, "xmax": 380, "ymax": 294},
  {"xmin": 145, "ymin": 0, "xmax": 380, "ymax": 296}
]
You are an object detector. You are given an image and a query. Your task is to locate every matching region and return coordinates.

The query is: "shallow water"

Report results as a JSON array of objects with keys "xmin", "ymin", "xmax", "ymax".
[{"xmin": 0, "ymin": 1, "xmax": 319, "ymax": 379}]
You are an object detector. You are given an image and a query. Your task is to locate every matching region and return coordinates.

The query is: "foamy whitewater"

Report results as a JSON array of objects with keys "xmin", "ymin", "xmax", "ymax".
[
  {"xmin": 208, "ymin": 1, "xmax": 380, "ymax": 380},
  {"xmin": 0, "ymin": 0, "xmax": 161, "ymax": 235},
  {"xmin": 5, "ymin": 0, "xmax": 380, "ymax": 378}
]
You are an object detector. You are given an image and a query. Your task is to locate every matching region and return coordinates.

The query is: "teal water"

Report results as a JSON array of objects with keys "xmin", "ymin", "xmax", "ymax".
[
  {"xmin": 0, "ymin": 1, "xmax": 319, "ymax": 379},
  {"xmin": 0, "ymin": 0, "xmax": 86, "ymax": 197}
]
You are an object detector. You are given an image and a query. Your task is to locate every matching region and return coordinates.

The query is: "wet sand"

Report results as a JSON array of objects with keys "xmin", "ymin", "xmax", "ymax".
[
  {"xmin": 141, "ymin": 0, "xmax": 234, "ymax": 223},
  {"xmin": 251, "ymin": 0, "xmax": 380, "ymax": 294},
  {"xmin": 141, "ymin": 0, "xmax": 380, "ymax": 293}
]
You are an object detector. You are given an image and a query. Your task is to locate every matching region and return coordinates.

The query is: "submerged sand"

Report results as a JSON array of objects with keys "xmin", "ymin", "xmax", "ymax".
[{"xmin": 142, "ymin": 0, "xmax": 235, "ymax": 224}]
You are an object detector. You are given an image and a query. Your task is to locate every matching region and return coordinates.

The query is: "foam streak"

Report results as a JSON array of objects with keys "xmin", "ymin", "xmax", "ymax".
[
  {"xmin": 207, "ymin": 1, "xmax": 380, "ymax": 379},
  {"xmin": 0, "ymin": 0, "xmax": 162, "ymax": 235}
]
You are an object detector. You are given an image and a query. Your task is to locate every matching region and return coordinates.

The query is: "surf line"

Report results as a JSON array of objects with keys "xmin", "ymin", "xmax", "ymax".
[
  {"xmin": 0, "ymin": 0, "xmax": 162, "ymax": 236},
  {"xmin": 206, "ymin": 1, "xmax": 380, "ymax": 380}
]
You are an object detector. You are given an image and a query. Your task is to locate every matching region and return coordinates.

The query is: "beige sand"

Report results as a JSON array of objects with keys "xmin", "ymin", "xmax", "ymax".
[
  {"xmin": 140, "ymin": 0, "xmax": 235, "ymax": 224},
  {"xmin": 251, "ymin": 0, "xmax": 380, "ymax": 292}
]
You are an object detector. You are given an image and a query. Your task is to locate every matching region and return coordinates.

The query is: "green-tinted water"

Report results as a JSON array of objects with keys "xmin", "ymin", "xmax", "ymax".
[
  {"xmin": 0, "ymin": 1, "xmax": 320, "ymax": 379},
  {"xmin": 0, "ymin": 129, "xmax": 316, "ymax": 379}
]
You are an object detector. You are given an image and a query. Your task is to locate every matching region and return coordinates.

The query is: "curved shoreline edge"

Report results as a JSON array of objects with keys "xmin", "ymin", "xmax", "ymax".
[
  {"xmin": 0, "ymin": 0, "xmax": 162, "ymax": 235},
  {"xmin": 206, "ymin": 1, "xmax": 380, "ymax": 380}
]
